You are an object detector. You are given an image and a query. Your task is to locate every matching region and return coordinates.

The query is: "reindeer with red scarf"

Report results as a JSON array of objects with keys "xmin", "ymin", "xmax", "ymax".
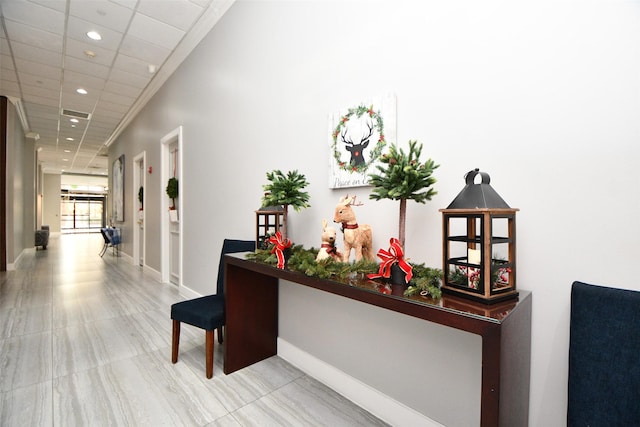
[
  {"xmin": 316, "ymin": 219, "xmax": 342, "ymax": 262},
  {"xmin": 333, "ymin": 195, "xmax": 375, "ymax": 263}
]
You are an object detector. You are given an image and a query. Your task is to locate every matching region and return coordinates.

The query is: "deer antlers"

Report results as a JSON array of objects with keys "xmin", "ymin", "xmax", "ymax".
[
  {"xmin": 340, "ymin": 120, "xmax": 374, "ymax": 148},
  {"xmin": 339, "ymin": 194, "xmax": 364, "ymax": 207}
]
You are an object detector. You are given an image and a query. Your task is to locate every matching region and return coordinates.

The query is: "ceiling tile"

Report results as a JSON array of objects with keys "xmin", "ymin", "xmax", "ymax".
[
  {"xmin": 118, "ymin": 34, "xmax": 171, "ymax": 66},
  {"xmin": 15, "ymin": 57, "xmax": 62, "ymax": 81},
  {"xmin": 103, "ymin": 80, "xmax": 142, "ymax": 99},
  {"xmin": 64, "ymin": 38, "xmax": 116, "ymax": 67},
  {"xmin": 65, "ymin": 55, "xmax": 111, "ymax": 79},
  {"xmin": 137, "ymin": 0, "xmax": 204, "ymax": 32},
  {"xmin": 108, "ymin": 0, "xmax": 138, "ymax": 10},
  {"xmin": 112, "ymin": 53, "xmax": 156, "ymax": 77},
  {"xmin": 127, "ymin": 12, "xmax": 185, "ymax": 50},
  {"xmin": 109, "ymin": 69, "xmax": 151, "ymax": 90},
  {"xmin": 96, "ymin": 100, "xmax": 130, "ymax": 115},
  {"xmin": 99, "ymin": 90, "xmax": 135, "ymax": 107},
  {"xmin": 189, "ymin": 0, "xmax": 213, "ymax": 8},
  {"xmin": 22, "ymin": 87, "xmax": 60, "ymax": 105},
  {"xmin": 19, "ymin": 73, "xmax": 59, "ymax": 91},
  {"xmin": 28, "ymin": 0, "xmax": 68, "ymax": 13},
  {"xmin": 66, "ymin": 16, "xmax": 124, "ymax": 51},
  {"xmin": 69, "ymin": 0, "xmax": 135, "ymax": 33},
  {"xmin": 3, "ymin": 20, "xmax": 64, "ymax": 53},
  {"xmin": 63, "ymin": 70, "xmax": 107, "ymax": 92},
  {"xmin": 4, "ymin": 39, "xmax": 63, "ymax": 68},
  {"xmin": 2, "ymin": 0, "xmax": 66, "ymax": 35}
]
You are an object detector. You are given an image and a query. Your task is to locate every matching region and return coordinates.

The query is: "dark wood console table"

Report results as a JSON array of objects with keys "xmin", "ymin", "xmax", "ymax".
[{"xmin": 224, "ymin": 253, "xmax": 531, "ymax": 427}]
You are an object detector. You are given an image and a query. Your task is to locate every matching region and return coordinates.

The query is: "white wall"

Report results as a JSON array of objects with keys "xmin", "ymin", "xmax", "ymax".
[
  {"xmin": 110, "ymin": 1, "xmax": 640, "ymax": 425},
  {"xmin": 43, "ymin": 173, "xmax": 61, "ymax": 232}
]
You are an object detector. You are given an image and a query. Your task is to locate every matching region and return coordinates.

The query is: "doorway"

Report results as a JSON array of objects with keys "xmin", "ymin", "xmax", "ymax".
[
  {"xmin": 133, "ymin": 152, "xmax": 145, "ymax": 267},
  {"xmin": 161, "ymin": 127, "xmax": 182, "ymax": 286}
]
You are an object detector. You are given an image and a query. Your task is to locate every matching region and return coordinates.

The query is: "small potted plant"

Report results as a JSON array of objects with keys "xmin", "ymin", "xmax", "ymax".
[
  {"xmin": 137, "ymin": 186, "xmax": 144, "ymax": 221},
  {"xmin": 261, "ymin": 169, "xmax": 310, "ymax": 241},
  {"xmin": 369, "ymin": 140, "xmax": 439, "ymax": 249},
  {"xmin": 166, "ymin": 177, "xmax": 179, "ymax": 222},
  {"xmin": 368, "ymin": 140, "xmax": 439, "ymax": 284}
]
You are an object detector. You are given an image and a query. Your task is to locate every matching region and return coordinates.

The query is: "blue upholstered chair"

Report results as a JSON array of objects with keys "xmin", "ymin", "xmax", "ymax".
[
  {"xmin": 170, "ymin": 239, "xmax": 254, "ymax": 378},
  {"xmin": 35, "ymin": 225, "xmax": 49, "ymax": 249},
  {"xmin": 568, "ymin": 281, "xmax": 640, "ymax": 426}
]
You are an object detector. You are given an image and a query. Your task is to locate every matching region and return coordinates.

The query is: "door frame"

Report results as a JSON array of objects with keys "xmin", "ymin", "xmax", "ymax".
[
  {"xmin": 160, "ymin": 126, "xmax": 183, "ymax": 286},
  {"xmin": 132, "ymin": 151, "xmax": 145, "ymax": 267}
]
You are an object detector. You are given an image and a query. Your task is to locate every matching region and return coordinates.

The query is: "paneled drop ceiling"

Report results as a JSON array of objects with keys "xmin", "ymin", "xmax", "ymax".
[{"xmin": 0, "ymin": 0, "xmax": 234, "ymax": 175}]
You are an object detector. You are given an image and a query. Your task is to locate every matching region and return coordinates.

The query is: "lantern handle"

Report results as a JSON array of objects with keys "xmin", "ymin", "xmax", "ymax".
[{"xmin": 464, "ymin": 168, "xmax": 490, "ymax": 185}]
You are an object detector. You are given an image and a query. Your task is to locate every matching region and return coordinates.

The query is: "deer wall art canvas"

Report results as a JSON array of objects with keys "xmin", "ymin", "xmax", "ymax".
[{"xmin": 328, "ymin": 94, "xmax": 396, "ymax": 189}]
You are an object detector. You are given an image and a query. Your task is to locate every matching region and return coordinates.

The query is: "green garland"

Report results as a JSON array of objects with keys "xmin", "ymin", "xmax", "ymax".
[
  {"xmin": 331, "ymin": 104, "xmax": 386, "ymax": 173},
  {"xmin": 246, "ymin": 245, "xmax": 442, "ymax": 299}
]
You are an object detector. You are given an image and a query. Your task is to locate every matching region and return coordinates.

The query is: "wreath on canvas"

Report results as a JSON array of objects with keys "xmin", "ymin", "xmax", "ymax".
[{"xmin": 331, "ymin": 104, "xmax": 386, "ymax": 173}]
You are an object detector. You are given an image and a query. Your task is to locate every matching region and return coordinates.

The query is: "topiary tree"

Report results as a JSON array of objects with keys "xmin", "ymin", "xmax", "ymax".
[
  {"xmin": 166, "ymin": 177, "xmax": 178, "ymax": 210},
  {"xmin": 261, "ymin": 169, "xmax": 310, "ymax": 240},
  {"xmin": 368, "ymin": 140, "xmax": 439, "ymax": 249},
  {"xmin": 138, "ymin": 186, "xmax": 144, "ymax": 210}
]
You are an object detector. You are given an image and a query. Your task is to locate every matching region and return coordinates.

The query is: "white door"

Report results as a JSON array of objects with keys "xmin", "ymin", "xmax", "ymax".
[
  {"xmin": 133, "ymin": 152, "xmax": 145, "ymax": 267},
  {"xmin": 161, "ymin": 127, "xmax": 182, "ymax": 286}
]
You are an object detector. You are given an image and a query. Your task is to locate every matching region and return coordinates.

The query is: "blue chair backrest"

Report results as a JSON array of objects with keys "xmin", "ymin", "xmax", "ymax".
[
  {"xmin": 216, "ymin": 239, "xmax": 255, "ymax": 295},
  {"xmin": 568, "ymin": 281, "xmax": 640, "ymax": 425}
]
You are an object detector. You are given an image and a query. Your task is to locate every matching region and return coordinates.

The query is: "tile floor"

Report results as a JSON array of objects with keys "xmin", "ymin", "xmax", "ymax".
[{"xmin": 0, "ymin": 233, "xmax": 388, "ymax": 426}]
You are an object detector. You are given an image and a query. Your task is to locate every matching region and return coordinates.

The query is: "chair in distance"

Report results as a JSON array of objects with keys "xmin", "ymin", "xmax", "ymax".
[
  {"xmin": 99, "ymin": 227, "xmax": 121, "ymax": 257},
  {"xmin": 170, "ymin": 238, "xmax": 254, "ymax": 378}
]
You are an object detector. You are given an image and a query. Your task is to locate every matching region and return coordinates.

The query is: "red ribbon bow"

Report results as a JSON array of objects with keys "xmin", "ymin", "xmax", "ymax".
[
  {"xmin": 268, "ymin": 231, "xmax": 291, "ymax": 269},
  {"xmin": 321, "ymin": 243, "xmax": 336, "ymax": 254},
  {"xmin": 367, "ymin": 237, "xmax": 413, "ymax": 283}
]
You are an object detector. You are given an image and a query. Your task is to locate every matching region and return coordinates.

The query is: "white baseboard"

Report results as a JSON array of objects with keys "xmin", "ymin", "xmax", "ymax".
[
  {"xmin": 178, "ymin": 284, "xmax": 201, "ymax": 299},
  {"xmin": 277, "ymin": 338, "xmax": 443, "ymax": 427},
  {"xmin": 143, "ymin": 265, "xmax": 162, "ymax": 282}
]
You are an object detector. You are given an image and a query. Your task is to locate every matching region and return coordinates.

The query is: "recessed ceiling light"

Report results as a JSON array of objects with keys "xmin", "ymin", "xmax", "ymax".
[
  {"xmin": 148, "ymin": 64, "xmax": 157, "ymax": 74},
  {"xmin": 84, "ymin": 50, "xmax": 96, "ymax": 58},
  {"xmin": 86, "ymin": 31, "xmax": 102, "ymax": 41},
  {"xmin": 70, "ymin": 118, "xmax": 79, "ymax": 123},
  {"xmin": 64, "ymin": 149, "xmax": 71, "ymax": 153},
  {"xmin": 66, "ymin": 137, "xmax": 74, "ymax": 141},
  {"xmin": 62, "ymin": 158, "xmax": 69, "ymax": 162},
  {"xmin": 76, "ymin": 88, "xmax": 88, "ymax": 95}
]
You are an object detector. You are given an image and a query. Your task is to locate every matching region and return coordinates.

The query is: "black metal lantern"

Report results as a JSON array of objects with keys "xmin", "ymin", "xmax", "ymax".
[
  {"xmin": 440, "ymin": 169, "xmax": 519, "ymax": 304},
  {"xmin": 255, "ymin": 205, "xmax": 285, "ymax": 250}
]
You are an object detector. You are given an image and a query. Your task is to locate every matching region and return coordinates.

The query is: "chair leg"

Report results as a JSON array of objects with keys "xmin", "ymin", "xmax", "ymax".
[
  {"xmin": 217, "ymin": 326, "xmax": 224, "ymax": 344},
  {"xmin": 206, "ymin": 330, "xmax": 214, "ymax": 379},
  {"xmin": 171, "ymin": 320, "xmax": 180, "ymax": 363}
]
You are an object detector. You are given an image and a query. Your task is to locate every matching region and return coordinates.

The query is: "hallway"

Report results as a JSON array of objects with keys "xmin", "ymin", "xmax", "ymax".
[{"xmin": 0, "ymin": 233, "xmax": 386, "ymax": 426}]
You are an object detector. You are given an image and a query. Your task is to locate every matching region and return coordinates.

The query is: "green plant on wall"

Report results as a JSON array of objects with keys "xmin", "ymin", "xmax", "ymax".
[
  {"xmin": 368, "ymin": 140, "xmax": 439, "ymax": 249},
  {"xmin": 138, "ymin": 186, "xmax": 144, "ymax": 210},
  {"xmin": 166, "ymin": 177, "xmax": 178, "ymax": 209},
  {"xmin": 261, "ymin": 169, "xmax": 310, "ymax": 240}
]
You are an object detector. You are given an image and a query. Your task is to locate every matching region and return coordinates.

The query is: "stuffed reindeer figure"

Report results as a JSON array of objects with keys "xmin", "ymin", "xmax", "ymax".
[
  {"xmin": 333, "ymin": 195, "xmax": 375, "ymax": 262},
  {"xmin": 316, "ymin": 219, "xmax": 342, "ymax": 262}
]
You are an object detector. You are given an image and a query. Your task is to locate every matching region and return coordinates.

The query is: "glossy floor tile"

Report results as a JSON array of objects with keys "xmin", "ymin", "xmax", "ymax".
[{"xmin": 0, "ymin": 233, "xmax": 388, "ymax": 426}]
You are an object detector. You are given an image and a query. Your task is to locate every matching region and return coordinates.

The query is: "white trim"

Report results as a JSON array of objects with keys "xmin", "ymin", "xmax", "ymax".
[{"xmin": 277, "ymin": 338, "xmax": 444, "ymax": 427}]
